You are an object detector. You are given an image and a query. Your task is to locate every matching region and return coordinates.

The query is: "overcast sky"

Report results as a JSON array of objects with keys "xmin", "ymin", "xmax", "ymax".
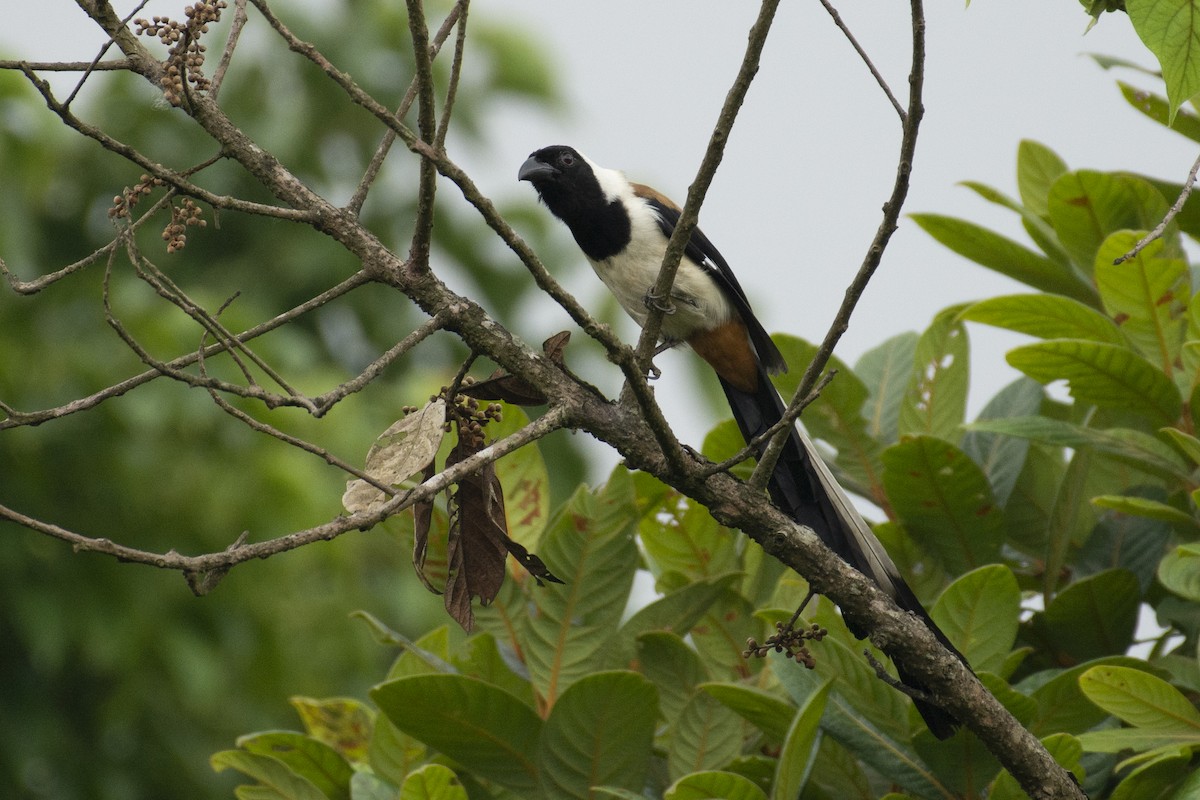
[{"xmin": 2, "ymin": 2, "xmax": 1192, "ymax": 446}]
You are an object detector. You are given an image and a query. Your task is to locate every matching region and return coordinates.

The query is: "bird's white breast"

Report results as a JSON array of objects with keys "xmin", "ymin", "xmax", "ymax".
[{"xmin": 584, "ymin": 168, "xmax": 734, "ymax": 342}]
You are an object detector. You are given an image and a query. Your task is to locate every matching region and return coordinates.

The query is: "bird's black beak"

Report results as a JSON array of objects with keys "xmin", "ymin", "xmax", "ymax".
[{"xmin": 518, "ymin": 155, "xmax": 557, "ymax": 183}]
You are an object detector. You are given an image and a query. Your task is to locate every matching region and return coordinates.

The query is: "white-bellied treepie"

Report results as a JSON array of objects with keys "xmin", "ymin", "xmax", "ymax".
[{"xmin": 519, "ymin": 144, "xmax": 966, "ymax": 739}]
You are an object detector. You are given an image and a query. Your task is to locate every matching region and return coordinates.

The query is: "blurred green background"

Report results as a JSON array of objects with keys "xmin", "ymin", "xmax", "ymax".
[{"xmin": 0, "ymin": 3, "xmax": 591, "ymax": 797}]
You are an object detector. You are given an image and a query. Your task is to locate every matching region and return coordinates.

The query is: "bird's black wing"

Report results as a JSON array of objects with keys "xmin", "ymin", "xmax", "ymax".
[{"xmin": 636, "ymin": 192, "xmax": 788, "ymax": 375}]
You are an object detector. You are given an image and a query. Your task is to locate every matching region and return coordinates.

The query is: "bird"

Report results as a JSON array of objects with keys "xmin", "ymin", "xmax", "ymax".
[{"xmin": 519, "ymin": 144, "xmax": 968, "ymax": 739}]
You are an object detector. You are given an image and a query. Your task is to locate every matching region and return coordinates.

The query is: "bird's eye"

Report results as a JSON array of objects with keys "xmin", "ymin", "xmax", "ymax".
[{"xmin": 559, "ymin": 153, "xmax": 576, "ymax": 167}]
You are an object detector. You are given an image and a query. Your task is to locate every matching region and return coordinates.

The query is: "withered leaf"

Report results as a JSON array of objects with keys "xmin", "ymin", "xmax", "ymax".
[
  {"xmin": 443, "ymin": 437, "xmax": 510, "ymax": 631},
  {"xmin": 503, "ymin": 539, "xmax": 564, "ymax": 586},
  {"xmin": 343, "ymin": 399, "xmax": 446, "ymax": 514},
  {"xmin": 459, "ymin": 331, "xmax": 571, "ymax": 406},
  {"xmin": 411, "ymin": 460, "xmax": 441, "ymax": 594}
]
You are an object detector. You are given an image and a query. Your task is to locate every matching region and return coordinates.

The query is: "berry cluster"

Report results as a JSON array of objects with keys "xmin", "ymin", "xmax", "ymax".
[
  {"xmin": 134, "ymin": 1, "xmax": 228, "ymax": 106},
  {"xmin": 743, "ymin": 621, "xmax": 829, "ymax": 669},
  {"xmin": 440, "ymin": 387, "xmax": 504, "ymax": 448},
  {"xmin": 108, "ymin": 173, "xmax": 165, "ymax": 220},
  {"xmin": 163, "ymin": 197, "xmax": 207, "ymax": 253}
]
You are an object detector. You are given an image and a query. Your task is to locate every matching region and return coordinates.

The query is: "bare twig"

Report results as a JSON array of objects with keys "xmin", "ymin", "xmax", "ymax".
[
  {"xmin": 1114, "ymin": 148, "xmax": 1200, "ymax": 264},
  {"xmin": 310, "ymin": 314, "xmax": 448, "ymax": 415},
  {"xmin": 346, "ymin": 1, "xmax": 468, "ymax": 216},
  {"xmin": 0, "ymin": 404, "xmax": 570, "ymax": 575},
  {"xmin": 0, "ymin": 59, "xmax": 133, "ymax": 71},
  {"xmin": 211, "ymin": 0, "xmax": 250, "ymax": 99},
  {"xmin": 750, "ymin": 0, "xmax": 927, "ymax": 491},
  {"xmin": 19, "ymin": 66, "xmax": 318, "ymax": 222},
  {"xmin": 434, "ymin": 2, "xmax": 470, "ymax": 149},
  {"xmin": 0, "ymin": 271, "xmax": 370, "ymax": 430},
  {"xmin": 64, "ymin": 0, "xmax": 152, "ymax": 107},
  {"xmin": 817, "ymin": 0, "xmax": 906, "ymax": 122}
]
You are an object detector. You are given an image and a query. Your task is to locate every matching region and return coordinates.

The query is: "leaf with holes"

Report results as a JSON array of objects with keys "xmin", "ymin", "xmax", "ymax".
[
  {"xmin": 1007, "ymin": 339, "xmax": 1182, "ymax": 424},
  {"xmin": 899, "ymin": 309, "xmax": 970, "ymax": 442}
]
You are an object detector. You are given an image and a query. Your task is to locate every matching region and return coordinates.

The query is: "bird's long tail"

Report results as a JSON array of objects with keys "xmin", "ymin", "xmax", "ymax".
[{"xmin": 719, "ymin": 366, "xmax": 967, "ymax": 740}]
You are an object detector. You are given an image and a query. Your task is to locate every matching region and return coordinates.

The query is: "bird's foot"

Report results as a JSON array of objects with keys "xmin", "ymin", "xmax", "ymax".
[{"xmin": 642, "ymin": 290, "xmax": 676, "ymax": 315}]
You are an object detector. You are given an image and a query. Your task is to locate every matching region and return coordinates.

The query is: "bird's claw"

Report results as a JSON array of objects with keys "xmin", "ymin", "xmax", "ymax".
[{"xmin": 643, "ymin": 290, "xmax": 676, "ymax": 315}]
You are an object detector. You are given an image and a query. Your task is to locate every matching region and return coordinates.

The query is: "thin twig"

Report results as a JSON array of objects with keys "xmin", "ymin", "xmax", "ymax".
[
  {"xmin": 64, "ymin": 0, "xmax": 152, "ymax": 107},
  {"xmin": 1114, "ymin": 148, "xmax": 1200, "ymax": 264},
  {"xmin": 405, "ymin": 0, "xmax": 439, "ymax": 270},
  {"xmin": 311, "ymin": 314, "xmax": 448, "ymax": 415},
  {"xmin": 624, "ymin": 0, "xmax": 783, "ymax": 476},
  {"xmin": 19, "ymin": 66, "xmax": 318, "ymax": 222},
  {"xmin": 210, "ymin": 0, "xmax": 249, "ymax": 99},
  {"xmin": 434, "ymin": 2, "xmax": 470, "ymax": 149},
  {"xmin": 0, "ymin": 404, "xmax": 571, "ymax": 575},
  {"xmin": 0, "ymin": 59, "xmax": 133, "ymax": 71},
  {"xmin": 750, "ymin": 0, "xmax": 926, "ymax": 490},
  {"xmin": 346, "ymin": 1, "xmax": 467, "ymax": 216},
  {"xmin": 0, "ymin": 271, "xmax": 370, "ymax": 430},
  {"xmin": 817, "ymin": 0, "xmax": 906, "ymax": 122}
]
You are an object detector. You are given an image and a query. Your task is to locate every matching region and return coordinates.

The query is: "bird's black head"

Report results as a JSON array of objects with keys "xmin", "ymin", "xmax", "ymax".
[
  {"xmin": 518, "ymin": 145, "xmax": 630, "ymax": 261},
  {"xmin": 518, "ymin": 145, "xmax": 608, "ymax": 221}
]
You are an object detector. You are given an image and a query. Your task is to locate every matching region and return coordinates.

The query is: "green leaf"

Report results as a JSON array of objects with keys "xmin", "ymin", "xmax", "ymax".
[
  {"xmin": 1159, "ymin": 543, "xmax": 1200, "ymax": 600},
  {"xmin": 1037, "ymin": 570, "xmax": 1141, "ymax": 662},
  {"xmin": 1094, "ymin": 233, "xmax": 1189, "ymax": 373},
  {"xmin": 911, "ymin": 213, "xmax": 1095, "ymax": 302},
  {"xmin": 539, "ymin": 671, "xmax": 657, "ymax": 799},
  {"xmin": 608, "ymin": 573, "xmax": 741, "ymax": 669},
  {"xmin": 856, "ymin": 332, "xmax": 919, "ymax": 445},
  {"xmin": 236, "ymin": 732, "xmax": 353, "ymax": 800},
  {"xmin": 289, "ymin": 698, "xmax": 373, "ymax": 764},
  {"xmin": 959, "ymin": 181, "xmax": 1071, "ymax": 266},
  {"xmin": 398, "ymin": 764, "xmax": 468, "ymax": 800},
  {"xmin": 1078, "ymin": 489, "xmax": 1175, "ymax": 591},
  {"xmin": 1017, "ymin": 140, "xmax": 1070, "ymax": 218},
  {"xmin": 1118, "ymin": 81, "xmax": 1200, "ymax": 143},
  {"xmin": 772, "ymin": 654, "xmax": 954, "ymax": 799},
  {"xmin": 640, "ymin": 495, "xmax": 738, "ymax": 583},
  {"xmin": 961, "ymin": 377, "xmax": 1044, "ymax": 506},
  {"xmin": 370, "ymin": 674, "xmax": 542, "ymax": 794},
  {"xmin": 689, "ymin": 588, "xmax": 760, "ymax": 681},
  {"xmin": 803, "ymin": 611, "xmax": 911, "ymax": 742},
  {"xmin": 1092, "ymin": 494, "xmax": 1200, "ymax": 532},
  {"xmin": 960, "ymin": 294, "xmax": 1125, "ymax": 344},
  {"xmin": 210, "ymin": 750, "xmax": 329, "ymax": 800},
  {"xmin": 771, "ymin": 681, "xmax": 830, "ymax": 800},
  {"xmin": 1026, "ymin": 657, "xmax": 1161, "ymax": 735},
  {"xmin": 930, "ymin": 566, "xmax": 1020, "ymax": 674},
  {"xmin": 668, "ymin": 691, "xmax": 744, "ymax": 780},
  {"xmin": 352, "ymin": 771, "xmax": 399, "ymax": 800},
  {"xmin": 965, "ymin": 416, "xmax": 1191, "ymax": 482},
  {"xmin": 1126, "ymin": 0, "xmax": 1200, "ymax": 123},
  {"xmin": 700, "ymin": 683, "xmax": 796, "ymax": 745},
  {"xmin": 664, "ymin": 771, "xmax": 769, "ymax": 800},
  {"xmin": 882, "ymin": 436, "xmax": 1004, "ymax": 574},
  {"xmin": 899, "ymin": 309, "xmax": 970, "ymax": 441},
  {"xmin": 636, "ymin": 632, "xmax": 709, "ymax": 724},
  {"xmin": 1007, "ymin": 339, "xmax": 1182, "ymax": 424},
  {"xmin": 1161, "ymin": 426, "xmax": 1200, "ymax": 464},
  {"xmin": 525, "ymin": 468, "xmax": 640, "ymax": 703},
  {"xmin": 1047, "ymin": 171, "xmax": 1173, "ymax": 272},
  {"xmin": 1080, "ymin": 665, "xmax": 1200, "ymax": 731}
]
